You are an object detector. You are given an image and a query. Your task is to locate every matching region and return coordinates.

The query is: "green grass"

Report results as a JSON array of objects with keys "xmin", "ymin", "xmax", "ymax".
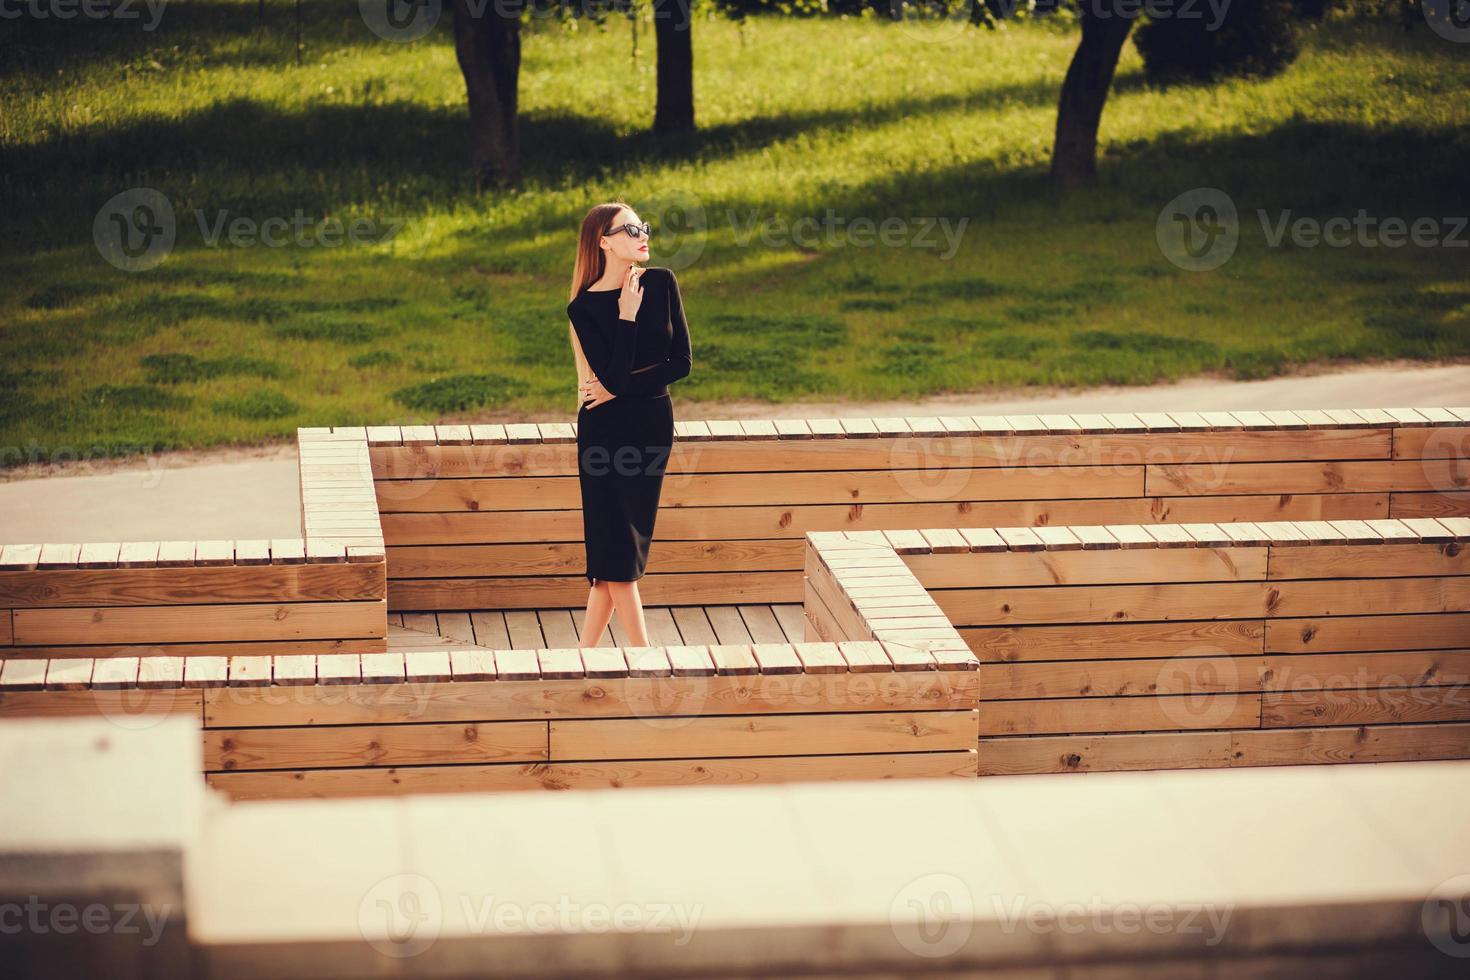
[{"xmin": 2, "ymin": 5, "xmax": 1468, "ymax": 466}]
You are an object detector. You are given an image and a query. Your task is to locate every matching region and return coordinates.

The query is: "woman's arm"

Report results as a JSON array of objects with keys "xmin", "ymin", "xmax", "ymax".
[
  {"xmin": 568, "ymin": 300, "xmax": 639, "ymax": 396},
  {"xmin": 615, "ymin": 269, "xmax": 692, "ymax": 395}
]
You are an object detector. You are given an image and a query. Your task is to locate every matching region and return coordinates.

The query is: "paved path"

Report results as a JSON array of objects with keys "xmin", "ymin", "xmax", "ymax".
[{"xmin": 1, "ymin": 359, "xmax": 1465, "ymax": 545}]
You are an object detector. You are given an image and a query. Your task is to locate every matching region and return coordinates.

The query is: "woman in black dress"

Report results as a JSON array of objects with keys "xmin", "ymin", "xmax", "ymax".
[{"xmin": 566, "ymin": 202, "xmax": 692, "ymax": 647}]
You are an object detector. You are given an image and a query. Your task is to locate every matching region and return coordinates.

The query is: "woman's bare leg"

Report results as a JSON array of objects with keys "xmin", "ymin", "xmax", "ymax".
[
  {"xmin": 605, "ymin": 580, "xmax": 649, "ymax": 646},
  {"xmin": 579, "ymin": 579, "xmax": 615, "ymax": 647}
]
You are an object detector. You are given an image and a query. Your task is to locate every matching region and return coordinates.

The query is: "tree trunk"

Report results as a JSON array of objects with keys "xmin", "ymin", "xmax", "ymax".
[
  {"xmin": 450, "ymin": 0, "xmax": 524, "ymax": 189},
  {"xmin": 1050, "ymin": 11, "xmax": 1134, "ymax": 187},
  {"xmin": 652, "ymin": 0, "xmax": 695, "ymax": 135}
]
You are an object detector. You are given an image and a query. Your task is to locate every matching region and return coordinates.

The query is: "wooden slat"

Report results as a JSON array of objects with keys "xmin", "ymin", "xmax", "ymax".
[
  {"xmin": 665, "ymin": 646, "xmax": 715, "ymax": 677},
  {"xmin": 204, "ymin": 720, "xmax": 548, "ymax": 771},
  {"xmin": 229, "ymin": 658, "xmax": 276, "ymax": 690},
  {"xmin": 201, "ymin": 671, "xmax": 980, "ymax": 727},
  {"xmin": 184, "ymin": 657, "xmax": 230, "ymax": 689},
  {"xmin": 549, "ymin": 710, "xmax": 976, "ymax": 760},
  {"xmin": 750, "ymin": 644, "xmax": 802, "ymax": 675},
  {"xmin": 793, "ymin": 642, "xmax": 847, "ymax": 674}
]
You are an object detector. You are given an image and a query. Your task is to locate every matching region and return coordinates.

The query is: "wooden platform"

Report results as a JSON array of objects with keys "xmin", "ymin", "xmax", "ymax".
[
  {"xmin": 388, "ymin": 601, "xmax": 808, "ymax": 650},
  {"xmin": 805, "ymin": 517, "xmax": 1470, "ymax": 777}
]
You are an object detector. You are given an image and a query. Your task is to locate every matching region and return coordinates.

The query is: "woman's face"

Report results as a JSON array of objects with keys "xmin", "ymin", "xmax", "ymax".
[{"xmin": 601, "ymin": 208, "xmax": 651, "ymax": 263}]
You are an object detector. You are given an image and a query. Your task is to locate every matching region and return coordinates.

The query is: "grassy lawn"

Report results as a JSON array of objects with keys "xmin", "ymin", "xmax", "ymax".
[{"xmin": 2, "ymin": 4, "xmax": 1467, "ymax": 466}]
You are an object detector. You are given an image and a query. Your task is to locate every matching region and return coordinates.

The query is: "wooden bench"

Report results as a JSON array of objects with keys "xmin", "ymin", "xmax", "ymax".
[
  {"xmin": 370, "ymin": 407, "xmax": 1470, "ymax": 611},
  {"xmin": 0, "ymin": 427, "xmax": 387, "ymax": 662},
  {"xmin": 0, "ymin": 636, "xmax": 980, "ymax": 798},
  {"xmin": 805, "ymin": 517, "xmax": 1470, "ymax": 774}
]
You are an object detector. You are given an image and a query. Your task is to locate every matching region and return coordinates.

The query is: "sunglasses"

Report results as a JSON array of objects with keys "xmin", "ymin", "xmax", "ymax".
[{"xmin": 608, "ymin": 221, "xmax": 652, "ymax": 240}]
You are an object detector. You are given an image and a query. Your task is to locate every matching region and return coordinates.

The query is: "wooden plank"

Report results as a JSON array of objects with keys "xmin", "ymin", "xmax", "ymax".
[
  {"xmin": 837, "ymin": 641, "xmax": 893, "ymax": 673},
  {"xmin": 1230, "ymin": 723, "xmax": 1470, "ymax": 766},
  {"xmin": 206, "ymin": 752, "xmax": 978, "ymax": 799},
  {"xmin": 978, "ymin": 693, "xmax": 1262, "ymax": 736},
  {"xmin": 0, "ymin": 688, "xmax": 202, "ymax": 721},
  {"xmin": 665, "ymin": 646, "xmax": 716, "ymax": 677},
  {"xmin": 494, "ymin": 649, "xmax": 540, "ymax": 681},
  {"xmin": 549, "ymin": 710, "xmax": 977, "ymax": 760},
  {"xmin": 707, "ymin": 644, "xmax": 759, "ymax": 676},
  {"xmin": 1267, "ymin": 542, "xmax": 1470, "ymax": 580},
  {"xmin": 228, "ymin": 656, "xmax": 274, "ymax": 688},
  {"xmin": 273, "ymin": 655, "xmax": 316, "ymax": 686},
  {"xmin": 11, "ymin": 599, "xmax": 387, "ymax": 644},
  {"xmin": 449, "ymin": 649, "xmax": 497, "ymax": 682},
  {"xmin": 184, "ymin": 657, "xmax": 230, "ymax": 689},
  {"xmin": 982, "ymin": 654, "xmax": 1264, "ymax": 700},
  {"xmin": 978, "ymin": 731, "xmax": 1235, "ymax": 775},
  {"xmin": 937, "ymin": 581, "xmax": 1268, "ymax": 626},
  {"xmin": 1265, "ymin": 613, "xmax": 1470, "ymax": 653},
  {"xmin": 793, "ymin": 642, "xmax": 847, "ymax": 674},
  {"xmin": 137, "ymin": 657, "xmax": 185, "ymax": 690},
  {"xmin": 202, "ymin": 671, "xmax": 981, "ymax": 727},
  {"xmin": 750, "ymin": 644, "xmax": 802, "ymax": 675},
  {"xmin": 905, "ymin": 546, "xmax": 1268, "ymax": 589},
  {"xmin": 91, "ymin": 656, "xmax": 139, "ymax": 689},
  {"xmin": 44, "ymin": 658, "xmax": 94, "ymax": 691},
  {"xmin": 536, "ymin": 648, "xmax": 585, "ymax": 680},
  {"xmin": 0, "ymin": 561, "xmax": 386, "ymax": 608},
  {"xmin": 1262, "ymin": 688, "xmax": 1470, "ymax": 727},
  {"xmin": 405, "ymin": 651, "xmax": 453, "ymax": 683},
  {"xmin": 359, "ymin": 652, "xmax": 406, "ymax": 684},
  {"xmin": 203, "ymin": 720, "xmax": 549, "ymax": 771}
]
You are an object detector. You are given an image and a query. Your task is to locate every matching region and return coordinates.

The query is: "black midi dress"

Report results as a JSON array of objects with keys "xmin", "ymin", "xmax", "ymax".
[{"xmin": 567, "ymin": 266, "xmax": 693, "ymax": 585}]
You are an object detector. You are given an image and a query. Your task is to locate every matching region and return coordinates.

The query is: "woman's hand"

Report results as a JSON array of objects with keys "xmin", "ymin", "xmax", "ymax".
[
  {"xmin": 580, "ymin": 375, "xmax": 615, "ymax": 411},
  {"xmin": 617, "ymin": 264, "xmax": 644, "ymax": 322}
]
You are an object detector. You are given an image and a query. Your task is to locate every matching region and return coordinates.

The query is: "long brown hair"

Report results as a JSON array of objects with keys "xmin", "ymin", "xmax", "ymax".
[{"xmin": 568, "ymin": 200, "xmax": 632, "ymax": 389}]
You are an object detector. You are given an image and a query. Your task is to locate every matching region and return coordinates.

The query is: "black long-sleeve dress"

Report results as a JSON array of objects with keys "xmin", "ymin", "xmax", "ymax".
[{"xmin": 567, "ymin": 266, "xmax": 693, "ymax": 585}]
